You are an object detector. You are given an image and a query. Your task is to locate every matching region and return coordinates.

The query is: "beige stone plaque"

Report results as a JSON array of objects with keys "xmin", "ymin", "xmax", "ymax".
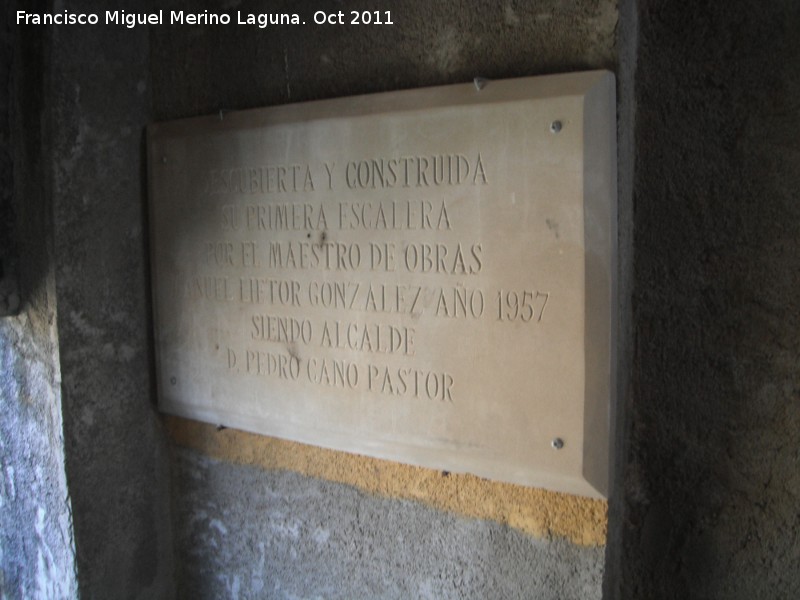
[{"xmin": 148, "ymin": 71, "xmax": 616, "ymax": 498}]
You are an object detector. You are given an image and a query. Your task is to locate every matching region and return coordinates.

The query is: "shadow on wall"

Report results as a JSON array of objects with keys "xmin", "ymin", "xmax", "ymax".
[{"xmin": 624, "ymin": 2, "xmax": 800, "ymax": 598}]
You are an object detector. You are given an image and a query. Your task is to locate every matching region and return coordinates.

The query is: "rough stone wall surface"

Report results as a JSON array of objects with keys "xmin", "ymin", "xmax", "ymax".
[
  {"xmin": 48, "ymin": 1, "xmax": 174, "ymax": 598},
  {"xmin": 0, "ymin": 293, "xmax": 76, "ymax": 600},
  {"xmin": 0, "ymin": 270, "xmax": 77, "ymax": 600},
  {"xmin": 0, "ymin": 3, "xmax": 78, "ymax": 596},
  {"xmin": 149, "ymin": 0, "xmax": 619, "ymax": 597},
  {"xmin": 618, "ymin": 1, "xmax": 800, "ymax": 598}
]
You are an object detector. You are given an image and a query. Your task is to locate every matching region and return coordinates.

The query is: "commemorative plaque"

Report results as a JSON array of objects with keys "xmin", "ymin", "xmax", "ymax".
[{"xmin": 148, "ymin": 71, "xmax": 616, "ymax": 498}]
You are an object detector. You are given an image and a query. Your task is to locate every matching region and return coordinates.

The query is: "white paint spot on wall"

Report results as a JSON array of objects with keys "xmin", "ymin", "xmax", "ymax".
[
  {"xmin": 269, "ymin": 513, "xmax": 301, "ymax": 539},
  {"xmin": 418, "ymin": 578, "xmax": 437, "ymax": 600},
  {"xmin": 68, "ymin": 310, "xmax": 103, "ymax": 338},
  {"xmin": 229, "ymin": 574, "xmax": 241, "ymax": 598},
  {"xmin": 430, "ymin": 27, "xmax": 462, "ymax": 75},
  {"xmin": 209, "ymin": 518, "xmax": 228, "ymax": 536},
  {"xmin": 4, "ymin": 465, "xmax": 16, "ymax": 502},
  {"xmin": 312, "ymin": 527, "xmax": 330, "ymax": 546},
  {"xmin": 251, "ymin": 541, "xmax": 266, "ymax": 593},
  {"xmin": 216, "ymin": 573, "xmax": 242, "ymax": 599},
  {"xmin": 33, "ymin": 506, "xmax": 74, "ymax": 599}
]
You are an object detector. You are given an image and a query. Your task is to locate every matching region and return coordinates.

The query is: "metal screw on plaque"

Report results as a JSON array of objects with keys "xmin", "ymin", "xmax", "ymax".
[
  {"xmin": 550, "ymin": 120, "xmax": 563, "ymax": 134},
  {"xmin": 162, "ymin": 156, "xmax": 168, "ymax": 164},
  {"xmin": 551, "ymin": 437, "xmax": 564, "ymax": 450},
  {"xmin": 170, "ymin": 377, "xmax": 177, "ymax": 386}
]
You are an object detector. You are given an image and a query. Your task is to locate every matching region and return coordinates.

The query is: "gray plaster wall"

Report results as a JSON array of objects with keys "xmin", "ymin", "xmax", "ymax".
[
  {"xmin": 149, "ymin": 0, "xmax": 618, "ymax": 119},
  {"xmin": 174, "ymin": 450, "xmax": 604, "ymax": 600},
  {"xmin": 149, "ymin": 1, "xmax": 619, "ymax": 598},
  {"xmin": 611, "ymin": 1, "xmax": 800, "ymax": 598},
  {"xmin": 0, "ymin": 4, "xmax": 77, "ymax": 597}
]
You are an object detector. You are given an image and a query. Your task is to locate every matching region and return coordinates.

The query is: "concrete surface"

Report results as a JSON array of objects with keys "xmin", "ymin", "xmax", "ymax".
[{"xmin": 174, "ymin": 449, "xmax": 605, "ymax": 600}]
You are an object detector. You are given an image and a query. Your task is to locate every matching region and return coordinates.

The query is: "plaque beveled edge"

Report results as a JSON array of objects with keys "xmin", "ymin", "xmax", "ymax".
[{"xmin": 581, "ymin": 72, "xmax": 617, "ymax": 499}]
